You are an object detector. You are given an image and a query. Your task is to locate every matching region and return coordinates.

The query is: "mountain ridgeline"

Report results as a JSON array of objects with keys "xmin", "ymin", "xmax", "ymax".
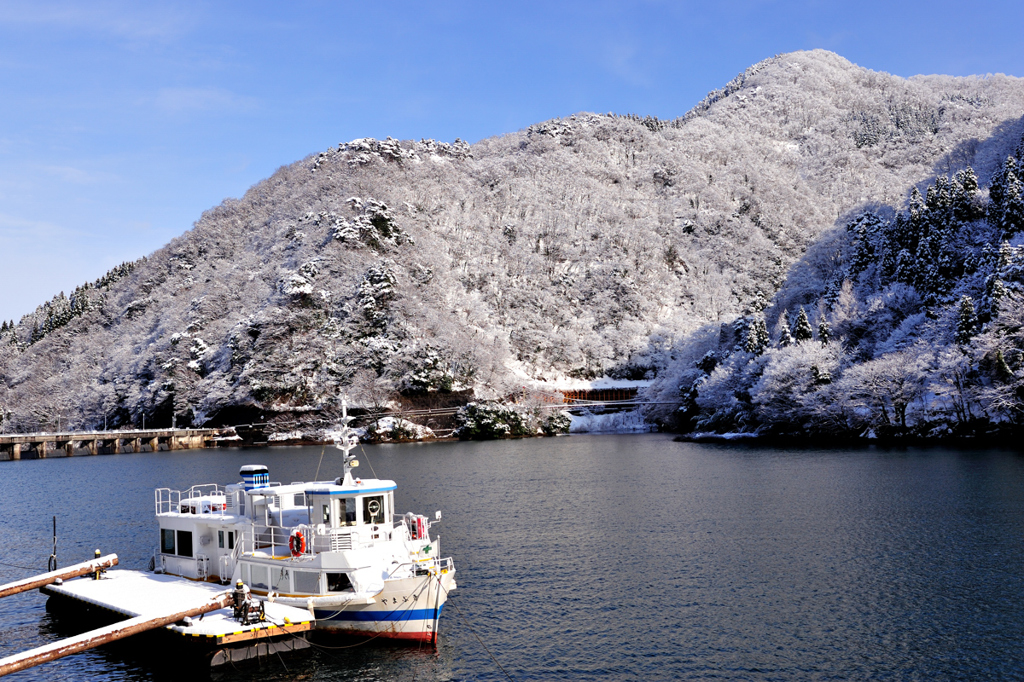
[{"xmin": 2, "ymin": 50, "xmax": 1024, "ymax": 439}]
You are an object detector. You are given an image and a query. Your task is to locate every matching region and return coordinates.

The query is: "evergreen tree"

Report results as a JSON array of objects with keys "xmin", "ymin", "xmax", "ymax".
[
  {"xmin": 955, "ymin": 295, "xmax": 978, "ymax": 346},
  {"xmin": 989, "ymin": 157, "xmax": 1017, "ymax": 226},
  {"xmin": 793, "ymin": 307, "xmax": 814, "ymax": 343},
  {"xmin": 925, "ymin": 175, "xmax": 953, "ymax": 216},
  {"xmin": 818, "ymin": 319, "xmax": 832, "ymax": 346},
  {"xmin": 1000, "ymin": 168, "xmax": 1024, "ymax": 238},
  {"xmin": 777, "ymin": 310, "xmax": 794, "ymax": 348},
  {"xmin": 846, "ymin": 212, "xmax": 884, "ymax": 279},
  {"xmin": 995, "ymin": 350, "xmax": 1014, "ymax": 381},
  {"xmin": 907, "ymin": 187, "xmax": 928, "ymax": 249},
  {"xmin": 880, "ymin": 242, "xmax": 899, "ymax": 281},
  {"xmin": 914, "ymin": 237, "xmax": 939, "ymax": 294},
  {"xmin": 990, "ymin": 279, "xmax": 1008, "ymax": 317},
  {"xmin": 998, "ymin": 241, "xmax": 1014, "ymax": 269},
  {"xmin": 952, "ymin": 167, "xmax": 981, "ymax": 222},
  {"xmin": 894, "ymin": 248, "xmax": 918, "ymax": 285},
  {"xmin": 744, "ymin": 316, "xmax": 769, "ymax": 354}
]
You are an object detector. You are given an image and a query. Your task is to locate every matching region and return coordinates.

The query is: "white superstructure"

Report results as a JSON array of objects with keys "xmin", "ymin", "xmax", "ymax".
[{"xmin": 152, "ymin": 401, "xmax": 456, "ymax": 642}]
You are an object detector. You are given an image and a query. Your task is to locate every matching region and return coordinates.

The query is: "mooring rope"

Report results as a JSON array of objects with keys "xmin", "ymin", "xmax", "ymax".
[
  {"xmin": 312, "ymin": 443, "xmax": 326, "ymax": 481},
  {"xmin": 0, "ymin": 559, "xmax": 41, "ymax": 572},
  {"xmin": 358, "ymin": 443, "xmax": 378, "ymax": 479},
  {"xmin": 434, "ymin": 576, "xmax": 516, "ymax": 682}
]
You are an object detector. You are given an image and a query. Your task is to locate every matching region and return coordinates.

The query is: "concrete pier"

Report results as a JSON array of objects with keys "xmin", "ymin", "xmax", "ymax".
[{"xmin": 0, "ymin": 428, "xmax": 233, "ymax": 461}]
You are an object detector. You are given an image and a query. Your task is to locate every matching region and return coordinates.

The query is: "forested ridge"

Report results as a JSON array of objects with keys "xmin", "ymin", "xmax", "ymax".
[{"xmin": 2, "ymin": 50, "xmax": 1024, "ymax": 439}]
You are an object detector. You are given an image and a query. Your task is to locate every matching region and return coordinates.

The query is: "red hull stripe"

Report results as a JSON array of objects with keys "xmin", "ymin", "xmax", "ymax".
[{"xmin": 331, "ymin": 628, "xmax": 434, "ymax": 642}]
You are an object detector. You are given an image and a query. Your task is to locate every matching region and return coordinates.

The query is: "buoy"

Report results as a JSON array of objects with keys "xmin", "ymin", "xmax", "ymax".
[{"xmin": 289, "ymin": 529, "xmax": 306, "ymax": 557}]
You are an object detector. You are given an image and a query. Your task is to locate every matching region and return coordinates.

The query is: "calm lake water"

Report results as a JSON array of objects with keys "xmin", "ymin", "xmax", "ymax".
[{"xmin": 2, "ymin": 434, "xmax": 1024, "ymax": 680}]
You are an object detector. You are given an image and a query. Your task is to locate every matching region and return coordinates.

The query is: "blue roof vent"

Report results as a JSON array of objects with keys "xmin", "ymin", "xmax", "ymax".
[{"xmin": 240, "ymin": 464, "xmax": 269, "ymax": 491}]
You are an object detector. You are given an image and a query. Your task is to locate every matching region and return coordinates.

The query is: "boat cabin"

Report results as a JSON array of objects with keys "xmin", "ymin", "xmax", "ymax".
[{"xmin": 154, "ymin": 465, "xmax": 400, "ymax": 588}]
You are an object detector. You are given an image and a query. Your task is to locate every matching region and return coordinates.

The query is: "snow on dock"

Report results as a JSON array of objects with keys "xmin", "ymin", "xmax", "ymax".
[{"xmin": 42, "ymin": 570, "xmax": 313, "ymax": 647}]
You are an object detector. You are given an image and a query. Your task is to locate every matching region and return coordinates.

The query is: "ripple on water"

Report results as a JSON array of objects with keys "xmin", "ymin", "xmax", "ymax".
[{"xmin": 2, "ymin": 435, "xmax": 1024, "ymax": 680}]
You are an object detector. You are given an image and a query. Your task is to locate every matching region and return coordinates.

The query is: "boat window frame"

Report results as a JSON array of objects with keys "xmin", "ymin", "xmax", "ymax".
[
  {"xmin": 161, "ymin": 528, "xmax": 175, "ymax": 554},
  {"xmin": 362, "ymin": 495, "xmax": 385, "ymax": 525},
  {"xmin": 293, "ymin": 570, "xmax": 321, "ymax": 594},
  {"xmin": 176, "ymin": 530, "xmax": 193, "ymax": 558},
  {"xmin": 342, "ymin": 497, "xmax": 356, "ymax": 526},
  {"xmin": 326, "ymin": 572, "xmax": 352, "ymax": 592}
]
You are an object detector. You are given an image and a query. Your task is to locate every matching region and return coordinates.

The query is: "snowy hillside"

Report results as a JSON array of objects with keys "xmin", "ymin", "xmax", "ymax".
[
  {"xmin": 2, "ymin": 50, "xmax": 1024, "ymax": 436},
  {"xmin": 644, "ymin": 127, "xmax": 1024, "ymax": 439}
]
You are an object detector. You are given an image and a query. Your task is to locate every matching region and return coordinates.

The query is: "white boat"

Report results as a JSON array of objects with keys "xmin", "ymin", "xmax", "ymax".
[{"xmin": 151, "ymin": 401, "xmax": 456, "ymax": 643}]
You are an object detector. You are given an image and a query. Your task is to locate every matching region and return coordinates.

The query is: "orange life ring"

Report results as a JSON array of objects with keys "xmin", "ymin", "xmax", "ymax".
[{"xmin": 289, "ymin": 529, "xmax": 306, "ymax": 557}]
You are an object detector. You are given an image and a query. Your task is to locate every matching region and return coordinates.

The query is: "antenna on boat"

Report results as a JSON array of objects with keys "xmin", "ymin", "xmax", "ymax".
[{"xmin": 334, "ymin": 396, "xmax": 360, "ymax": 485}]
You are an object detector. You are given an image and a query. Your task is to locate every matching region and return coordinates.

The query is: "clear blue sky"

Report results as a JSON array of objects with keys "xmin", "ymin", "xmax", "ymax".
[{"xmin": 1, "ymin": 0, "xmax": 1022, "ymax": 322}]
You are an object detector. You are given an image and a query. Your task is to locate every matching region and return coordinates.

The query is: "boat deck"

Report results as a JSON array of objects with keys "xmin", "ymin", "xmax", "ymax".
[{"xmin": 42, "ymin": 569, "xmax": 313, "ymax": 646}]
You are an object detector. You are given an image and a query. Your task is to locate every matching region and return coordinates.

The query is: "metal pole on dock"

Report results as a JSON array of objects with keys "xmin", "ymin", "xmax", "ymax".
[
  {"xmin": 0, "ymin": 554, "xmax": 119, "ymax": 600},
  {"xmin": 0, "ymin": 592, "xmax": 233, "ymax": 677}
]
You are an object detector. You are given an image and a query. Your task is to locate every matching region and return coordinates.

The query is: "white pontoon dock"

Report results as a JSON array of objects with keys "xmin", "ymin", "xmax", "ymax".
[{"xmin": 41, "ymin": 569, "xmax": 313, "ymax": 665}]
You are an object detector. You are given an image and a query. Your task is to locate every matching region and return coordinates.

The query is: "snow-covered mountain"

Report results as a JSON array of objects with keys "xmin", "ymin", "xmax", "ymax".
[{"xmin": 3, "ymin": 50, "xmax": 1023, "ymax": 436}]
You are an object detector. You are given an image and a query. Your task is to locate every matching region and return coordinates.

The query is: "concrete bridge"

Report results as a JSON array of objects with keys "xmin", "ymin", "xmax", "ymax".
[{"xmin": 0, "ymin": 428, "xmax": 236, "ymax": 461}]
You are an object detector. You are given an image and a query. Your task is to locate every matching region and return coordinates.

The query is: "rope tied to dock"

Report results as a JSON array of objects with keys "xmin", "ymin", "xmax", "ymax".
[{"xmin": 47, "ymin": 516, "xmax": 57, "ymax": 572}]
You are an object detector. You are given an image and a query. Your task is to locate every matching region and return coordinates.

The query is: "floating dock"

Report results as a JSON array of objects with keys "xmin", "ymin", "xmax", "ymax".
[{"xmin": 35, "ymin": 569, "xmax": 313, "ymax": 668}]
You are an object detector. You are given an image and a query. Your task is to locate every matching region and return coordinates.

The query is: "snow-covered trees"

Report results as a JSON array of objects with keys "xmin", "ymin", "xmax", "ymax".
[
  {"xmin": 744, "ymin": 316, "xmax": 769, "ymax": 354},
  {"xmin": 751, "ymin": 341, "xmax": 843, "ymax": 431},
  {"xmin": 649, "ymin": 112, "xmax": 1024, "ymax": 438},
  {"xmin": 955, "ymin": 296, "xmax": 979, "ymax": 346},
  {"xmin": 793, "ymin": 308, "xmax": 814, "ymax": 343},
  {"xmin": 3, "ymin": 50, "xmax": 1024, "ymax": 435},
  {"xmin": 837, "ymin": 350, "xmax": 929, "ymax": 431},
  {"xmin": 818, "ymin": 319, "xmax": 832, "ymax": 345},
  {"xmin": 453, "ymin": 402, "xmax": 570, "ymax": 439},
  {"xmin": 776, "ymin": 310, "xmax": 795, "ymax": 348},
  {"xmin": 989, "ymin": 157, "xmax": 1024, "ymax": 238}
]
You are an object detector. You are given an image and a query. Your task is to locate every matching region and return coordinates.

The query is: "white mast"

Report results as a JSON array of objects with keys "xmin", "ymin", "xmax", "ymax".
[{"xmin": 335, "ymin": 397, "xmax": 360, "ymax": 485}]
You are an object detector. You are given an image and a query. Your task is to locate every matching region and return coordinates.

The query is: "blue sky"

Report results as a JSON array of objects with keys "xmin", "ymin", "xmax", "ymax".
[{"xmin": 1, "ymin": 0, "xmax": 1022, "ymax": 322}]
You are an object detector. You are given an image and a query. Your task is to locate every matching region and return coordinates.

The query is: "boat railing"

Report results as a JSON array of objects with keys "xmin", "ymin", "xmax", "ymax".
[
  {"xmin": 310, "ymin": 527, "xmax": 361, "ymax": 553},
  {"xmin": 242, "ymin": 523, "xmax": 302, "ymax": 556},
  {"xmin": 154, "ymin": 484, "xmax": 227, "ymax": 515},
  {"xmin": 238, "ymin": 520, "xmax": 404, "ymax": 557},
  {"xmin": 414, "ymin": 556, "xmax": 455, "ymax": 576}
]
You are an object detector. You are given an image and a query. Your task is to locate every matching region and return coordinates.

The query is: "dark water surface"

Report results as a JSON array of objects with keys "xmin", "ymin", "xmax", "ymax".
[{"xmin": 2, "ymin": 434, "xmax": 1024, "ymax": 680}]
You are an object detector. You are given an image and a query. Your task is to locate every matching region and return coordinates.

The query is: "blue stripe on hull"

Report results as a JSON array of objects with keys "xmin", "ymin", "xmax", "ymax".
[{"xmin": 314, "ymin": 605, "xmax": 443, "ymax": 622}]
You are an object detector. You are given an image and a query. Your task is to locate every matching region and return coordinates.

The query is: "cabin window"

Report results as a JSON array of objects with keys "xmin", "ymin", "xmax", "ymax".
[
  {"xmin": 293, "ymin": 493, "xmax": 305, "ymax": 506},
  {"xmin": 326, "ymin": 572, "xmax": 352, "ymax": 592},
  {"xmin": 176, "ymin": 530, "xmax": 193, "ymax": 558},
  {"xmin": 238, "ymin": 493, "xmax": 245, "ymax": 515},
  {"xmin": 293, "ymin": 571, "xmax": 320, "ymax": 594},
  {"xmin": 227, "ymin": 531, "xmax": 235, "ymax": 550},
  {"xmin": 322, "ymin": 504, "xmax": 331, "ymax": 524},
  {"xmin": 161, "ymin": 529, "xmax": 175, "ymax": 554},
  {"xmin": 251, "ymin": 565, "xmax": 269, "ymax": 590},
  {"xmin": 363, "ymin": 495, "xmax": 384, "ymax": 524},
  {"xmin": 218, "ymin": 530, "xmax": 224, "ymax": 549},
  {"xmin": 270, "ymin": 567, "xmax": 289, "ymax": 592},
  {"xmin": 343, "ymin": 498, "xmax": 357, "ymax": 526}
]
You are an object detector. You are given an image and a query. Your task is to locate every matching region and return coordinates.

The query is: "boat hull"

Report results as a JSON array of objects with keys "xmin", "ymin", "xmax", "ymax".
[{"xmin": 312, "ymin": 569, "xmax": 456, "ymax": 643}]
